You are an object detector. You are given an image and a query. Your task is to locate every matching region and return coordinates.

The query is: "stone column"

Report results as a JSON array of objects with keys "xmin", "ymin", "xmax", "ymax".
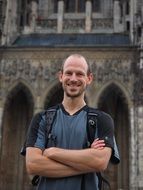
[
  {"xmin": 57, "ymin": 0, "xmax": 64, "ymax": 33},
  {"xmin": 29, "ymin": 0, "xmax": 38, "ymax": 32},
  {"xmin": 130, "ymin": 0, "xmax": 137, "ymax": 43},
  {"xmin": 34, "ymin": 96, "xmax": 43, "ymax": 114},
  {"xmin": 113, "ymin": 0, "xmax": 122, "ymax": 33},
  {"xmin": 137, "ymin": 106, "xmax": 143, "ymax": 189},
  {"xmin": 0, "ymin": 105, "xmax": 4, "ymax": 151},
  {"xmin": 129, "ymin": 106, "xmax": 138, "ymax": 189},
  {"xmin": 2, "ymin": 0, "xmax": 18, "ymax": 45},
  {"xmin": 141, "ymin": 6, "xmax": 143, "ymax": 23},
  {"xmin": 85, "ymin": 0, "xmax": 92, "ymax": 33}
]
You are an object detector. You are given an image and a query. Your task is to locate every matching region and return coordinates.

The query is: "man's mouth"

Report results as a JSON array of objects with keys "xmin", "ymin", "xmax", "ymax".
[{"xmin": 67, "ymin": 81, "xmax": 81, "ymax": 87}]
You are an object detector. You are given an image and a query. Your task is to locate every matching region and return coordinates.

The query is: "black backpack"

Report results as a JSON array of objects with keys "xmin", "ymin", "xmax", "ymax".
[{"xmin": 21, "ymin": 105, "xmax": 120, "ymax": 189}]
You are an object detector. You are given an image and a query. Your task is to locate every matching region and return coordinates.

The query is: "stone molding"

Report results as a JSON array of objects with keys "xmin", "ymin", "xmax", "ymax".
[{"xmin": 0, "ymin": 56, "xmax": 134, "ymax": 105}]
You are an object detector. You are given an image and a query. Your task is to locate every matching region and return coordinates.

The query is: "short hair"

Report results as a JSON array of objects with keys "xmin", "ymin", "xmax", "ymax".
[{"xmin": 61, "ymin": 54, "xmax": 91, "ymax": 75}]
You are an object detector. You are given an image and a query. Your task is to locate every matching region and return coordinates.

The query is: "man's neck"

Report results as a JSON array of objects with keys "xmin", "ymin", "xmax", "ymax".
[{"xmin": 62, "ymin": 97, "xmax": 86, "ymax": 115}]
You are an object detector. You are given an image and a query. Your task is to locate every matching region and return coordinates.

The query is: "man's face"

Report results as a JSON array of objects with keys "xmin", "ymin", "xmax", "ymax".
[{"xmin": 59, "ymin": 56, "xmax": 93, "ymax": 98}]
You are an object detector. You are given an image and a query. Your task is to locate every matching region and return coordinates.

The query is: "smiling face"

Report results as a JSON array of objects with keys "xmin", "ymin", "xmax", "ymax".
[{"xmin": 59, "ymin": 55, "xmax": 93, "ymax": 99}]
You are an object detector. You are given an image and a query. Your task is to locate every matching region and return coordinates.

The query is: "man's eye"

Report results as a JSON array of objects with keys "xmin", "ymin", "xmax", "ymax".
[
  {"xmin": 77, "ymin": 73, "xmax": 84, "ymax": 76},
  {"xmin": 65, "ymin": 72, "xmax": 72, "ymax": 76}
]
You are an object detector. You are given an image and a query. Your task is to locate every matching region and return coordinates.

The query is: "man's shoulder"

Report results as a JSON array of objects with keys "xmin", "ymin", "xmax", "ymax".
[
  {"xmin": 44, "ymin": 104, "xmax": 60, "ymax": 113},
  {"xmin": 47, "ymin": 104, "xmax": 59, "ymax": 111},
  {"xmin": 37, "ymin": 104, "xmax": 60, "ymax": 119},
  {"xmin": 86, "ymin": 106, "xmax": 113, "ymax": 121},
  {"xmin": 86, "ymin": 106, "xmax": 104, "ymax": 115}
]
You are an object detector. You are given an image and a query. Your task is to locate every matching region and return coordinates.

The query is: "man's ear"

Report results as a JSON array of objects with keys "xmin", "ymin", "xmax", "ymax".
[
  {"xmin": 58, "ymin": 71, "xmax": 63, "ymax": 82},
  {"xmin": 87, "ymin": 73, "xmax": 93, "ymax": 85}
]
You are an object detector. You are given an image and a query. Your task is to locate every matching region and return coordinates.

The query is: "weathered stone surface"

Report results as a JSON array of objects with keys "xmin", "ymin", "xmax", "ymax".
[{"xmin": 0, "ymin": 0, "xmax": 143, "ymax": 189}]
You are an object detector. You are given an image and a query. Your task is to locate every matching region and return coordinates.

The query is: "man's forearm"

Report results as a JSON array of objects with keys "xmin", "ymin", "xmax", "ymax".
[
  {"xmin": 26, "ymin": 147, "xmax": 86, "ymax": 178},
  {"xmin": 44, "ymin": 146, "xmax": 111, "ymax": 172}
]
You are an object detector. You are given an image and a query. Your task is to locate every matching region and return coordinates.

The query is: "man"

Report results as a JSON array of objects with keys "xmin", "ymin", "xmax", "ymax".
[{"xmin": 26, "ymin": 54, "xmax": 117, "ymax": 190}]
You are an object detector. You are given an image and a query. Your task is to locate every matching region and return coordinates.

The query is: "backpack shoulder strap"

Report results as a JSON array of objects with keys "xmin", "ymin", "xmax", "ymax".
[
  {"xmin": 86, "ymin": 107, "xmax": 98, "ymax": 146},
  {"xmin": 87, "ymin": 107, "xmax": 120, "ymax": 165},
  {"xmin": 31, "ymin": 105, "xmax": 59, "ymax": 186},
  {"xmin": 86, "ymin": 106, "xmax": 111, "ymax": 190},
  {"xmin": 44, "ymin": 104, "xmax": 59, "ymax": 146}
]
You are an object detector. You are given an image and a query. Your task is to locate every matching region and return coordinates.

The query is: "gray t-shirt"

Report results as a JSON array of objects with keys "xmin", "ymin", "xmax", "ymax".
[{"xmin": 34, "ymin": 105, "xmax": 99, "ymax": 190}]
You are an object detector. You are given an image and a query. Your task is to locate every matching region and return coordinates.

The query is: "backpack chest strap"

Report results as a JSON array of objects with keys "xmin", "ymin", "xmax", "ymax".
[{"xmin": 87, "ymin": 111, "xmax": 98, "ymax": 146}]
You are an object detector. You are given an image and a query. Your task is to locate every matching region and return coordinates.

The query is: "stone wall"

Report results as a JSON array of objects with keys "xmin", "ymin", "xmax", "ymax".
[{"xmin": 0, "ymin": 46, "xmax": 141, "ymax": 189}]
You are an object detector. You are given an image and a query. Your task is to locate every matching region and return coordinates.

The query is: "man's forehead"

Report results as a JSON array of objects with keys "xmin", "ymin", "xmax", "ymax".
[{"xmin": 63, "ymin": 56, "xmax": 88, "ymax": 69}]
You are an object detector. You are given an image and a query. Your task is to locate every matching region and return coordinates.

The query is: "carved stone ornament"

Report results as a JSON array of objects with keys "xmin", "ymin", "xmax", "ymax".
[
  {"xmin": 0, "ymin": 58, "xmax": 61, "ymax": 95},
  {"xmin": 90, "ymin": 58, "xmax": 131, "ymax": 84},
  {"xmin": 63, "ymin": 19, "xmax": 85, "ymax": 30},
  {"xmin": 92, "ymin": 19, "xmax": 113, "ymax": 30},
  {"xmin": 133, "ymin": 69, "xmax": 143, "ymax": 105},
  {"xmin": 37, "ymin": 19, "xmax": 57, "ymax": 30}
]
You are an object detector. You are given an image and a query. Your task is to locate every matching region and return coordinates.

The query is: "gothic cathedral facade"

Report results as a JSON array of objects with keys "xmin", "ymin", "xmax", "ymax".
[{"xmin": 0, "ymin": 0, "xmax": 143, "ymax": 189}]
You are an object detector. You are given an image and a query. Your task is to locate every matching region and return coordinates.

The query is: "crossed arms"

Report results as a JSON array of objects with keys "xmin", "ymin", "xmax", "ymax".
[{"xmin": 26, "ymin": 139, "xmax": 111, "ymax": 178}]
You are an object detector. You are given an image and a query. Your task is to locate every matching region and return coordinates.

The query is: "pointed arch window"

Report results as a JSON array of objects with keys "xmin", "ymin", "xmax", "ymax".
[
  {"xmin": 65, "ymin": 0, "xmax": 85, "ymax": 13},
  {"xmin": 19, "ymin": 0, "xmax": 31, "ymax": 27},
  {"xmin": 92, "ymin": 0, "xmax": 101, "ymax": 12},
  {"xmin": 37, "ymin": 0, "xmax": 58, "ymax": 20},
  {"xmin": 53, "ymin": 0, "xmax": 58, "ymax": 13}
]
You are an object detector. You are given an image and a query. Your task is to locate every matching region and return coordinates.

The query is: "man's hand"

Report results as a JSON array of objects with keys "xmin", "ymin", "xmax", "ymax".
[
  {"xmin": 43, "ymin": 147, "xmax": 61, "ymax": 158},
  {"xmin": 91, "ymin": 138, "xmax": 105, "ymax": 150},
  {"xmin": 43, "ymin": 138, "xmax": 105, "ymax": 158}
]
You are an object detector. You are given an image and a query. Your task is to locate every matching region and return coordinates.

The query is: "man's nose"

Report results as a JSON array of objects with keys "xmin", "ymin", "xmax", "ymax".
[{"xmin": 70, "ymin": 73, "xmax": 77, "ymax": 81}]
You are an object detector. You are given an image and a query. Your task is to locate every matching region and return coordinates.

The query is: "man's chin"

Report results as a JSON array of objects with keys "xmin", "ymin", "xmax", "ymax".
[{"xmin": 66, "ymin": 92, "xmax": 81, "ymax": 98}]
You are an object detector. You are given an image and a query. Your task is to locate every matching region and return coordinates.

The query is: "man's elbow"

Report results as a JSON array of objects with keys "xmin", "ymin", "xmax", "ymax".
[
  {"xmin": 26, "ymin": 147, "xmax": 43, "ymax": 175},
  {"xmin": 92, "ymin": 158, "xmax": 109, "ymax": 172},
  {"xmin": 98, "ymin": 159, "xmax": 109, "ymax": 171},
  {"xmin": 94, "ymin": 148, "xmax": 111, "ymax": 171},
  {"xmin": 26, "ymin": 161, "xmax": 37, "ymax": 175}
]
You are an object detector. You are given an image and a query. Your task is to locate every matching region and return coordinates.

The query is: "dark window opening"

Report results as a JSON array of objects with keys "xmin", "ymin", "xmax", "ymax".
[
  {"xmin": 120, "ymin": 4, "xmax": 123, "ymax": 17},
  {"xmin": 92, "ymin": 0, "xmax": 101, "ymax": 12},
  {"xmin": 126, "ymin": 21, "xmax": 130, "ymax": 31},
  {"xmin": 54, "ymin": 0, "xmax": 58, "ymax": 13},
  {"xmin": 137, "ymin": 26, "xmax": 141, "ymax": 37},
  {"xmin": 65, "ymin": 0, "xmax": 85, "ymax": 13},
  {"xmin": 19, "ymin": 0, "xmax": 30, "ymax": 27},
  {"xmin": 20, "ymin": 15, "xmax": 24, "ymax": 27},
  {"xmin": 126, "ymin": 2, "xmax": 130, "ymax": 15}
]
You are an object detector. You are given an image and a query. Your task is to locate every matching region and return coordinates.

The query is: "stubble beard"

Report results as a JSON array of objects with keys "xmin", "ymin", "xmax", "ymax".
[
  {"xmin": 63, "ymin": 86, "xmax": 85, "ymax": 98},
  {"xmin": 66, "ymin": 91, "xmax": 82, "ymax": 98}
]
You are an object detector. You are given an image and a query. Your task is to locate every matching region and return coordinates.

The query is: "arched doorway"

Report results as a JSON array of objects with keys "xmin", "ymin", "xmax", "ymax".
[
  {"xmin": 44, "ymin": 82, "xmax": 88, "ymax": 109},
  {"xmin": 0, "ymin": 83, "xmax": 34, "ymax": 190},
  {"xmin": 44, "ymin": 82, "xmax": 64, "ymax": 109},
  {"xmin": 98, "ymin": 83, "xmax": 129, "ymax": 189}
]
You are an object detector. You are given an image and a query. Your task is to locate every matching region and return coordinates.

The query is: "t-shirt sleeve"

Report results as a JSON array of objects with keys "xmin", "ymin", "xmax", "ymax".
[
  {"xmin": 97, "ymin": 111, "xmax": 120, "ymax": 164},
  {"xmin": 26, "ymin": 111, "xmax": 46, "ymax": 149},
  {"xmin": 33, "ymin": 114, "xmax": 47, "ymax": 150}
]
